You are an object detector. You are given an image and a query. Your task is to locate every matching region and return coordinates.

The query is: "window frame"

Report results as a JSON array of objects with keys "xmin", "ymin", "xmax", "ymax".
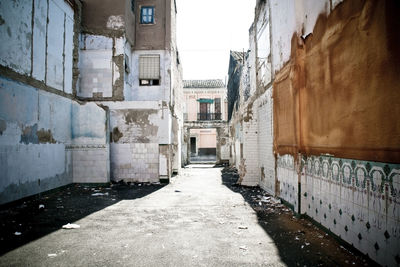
[{"xmin": 140, "ymin": 6, "xmax": 154, "ymax": 24}]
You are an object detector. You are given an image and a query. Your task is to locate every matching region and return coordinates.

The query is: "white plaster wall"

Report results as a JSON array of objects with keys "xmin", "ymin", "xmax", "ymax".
[
  {"xmin": 131, "ymin": 50, "xmax": 171, "ymax": 101},
  {"xmin": 270, "ymin": 0, "xmax": 297, "ymax": 73},
  {"xmin": 64, "ymin": 16, "xmax": 74, "ymax": 94}
]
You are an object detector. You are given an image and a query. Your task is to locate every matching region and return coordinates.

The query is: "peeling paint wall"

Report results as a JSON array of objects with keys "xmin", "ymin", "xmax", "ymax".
[
  {"xmin": 0, "ymin": 0, "xmax": 75, "ymax": 94},
  {"xmin": 0, "ymin": 0, "xmax": 109, "ymax": 204},
  {"xmin": 0, "ymin": 76, "xmax": 108, "ymax": 204},
  {"xmin": 78, "ymin": 34, "xmax": 125, "ymax": 100}
]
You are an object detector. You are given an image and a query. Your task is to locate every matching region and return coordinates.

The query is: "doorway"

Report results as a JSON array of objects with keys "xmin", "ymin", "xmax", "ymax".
[{"xmin": 190, "ymin": 137, "xmax": 196, "ymax": 155}]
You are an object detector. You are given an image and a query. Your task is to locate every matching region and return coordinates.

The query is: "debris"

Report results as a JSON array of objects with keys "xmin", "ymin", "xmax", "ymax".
[
  {"xmin": 48, "ymin": 254, "xmax": 57, "ymax": 258},
  {"xmin": 62, "ymin": 223, "xmax": 80, "ymax": 229},
  {"xmin": 174, "ymin": 190, "xmax": 181, "ymax": 192},
  {"xmin": 91, "ymin": 193, "xmax": 108, "ymax": 196},
  {"xmin": 295, "ymin": 236, "xmax": 300, "ymax": 240},
  {"xmin": 138, "ymin": 184, "xmax": 142, "ymax": 186},
  {"xmin": 238, "ymin": 226, "xmax": 248, "ymax": 229},
  {"xmin": 39, "ymin": 204, "xmax": 45, "ymax": 209},
  {"xmin": 258, "ymin": 202, "xmax": 262, "ymax": 206},
  {"xmin": 239, "ymin": 245, "xmax": 247, "ymax": 250},
  {"xmin": 301, "ymin": 245, "xmax": 304, "ymax": 249},
  {"xmin": 14, "ymin": 232, "xmax": 21, "ymax": 236},
  {"xmin": 305, "ymin": 242, "xmax": 310, "ymax": 246},
  {"xmin": 318, "ymin": 235, "xmax": 323, "ymax": 239},
  {"xmin": 219, "ymin": 221, "xmax": 224, "ymax": 224},
  {"xmin": 56, "ymin": 206, "xmax": 64, "ymax": 209}
]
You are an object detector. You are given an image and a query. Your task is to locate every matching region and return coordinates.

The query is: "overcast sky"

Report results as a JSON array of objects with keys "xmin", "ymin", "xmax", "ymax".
[{"xmin": 176, "ymin": 0, "xmax": 256, "ymax": 82}]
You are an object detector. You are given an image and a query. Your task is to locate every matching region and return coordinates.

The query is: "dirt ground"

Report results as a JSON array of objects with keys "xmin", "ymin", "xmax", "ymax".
[{"xmin": 0, "ymin": 165, "xmax": 379, "ymax": 266}]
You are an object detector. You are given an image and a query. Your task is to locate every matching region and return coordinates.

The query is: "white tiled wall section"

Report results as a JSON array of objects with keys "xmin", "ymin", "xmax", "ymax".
[
  {"xmin": 69, "ymin": 144, "xmax": 110, "ymax": 183},
  {"xmin": 111, "ymin": 143, "xmax": 159, "ymax": 182},
  {"xmin": 277, "ymin": 154, "xmax": 299, "ymax": 213},
  {"xmin": 257, "ymin": 89, "xmax": 275, "ymax": 195},
  {"xmin": 240, "ymin": 117, "xmax": 260, "ymax": 186}
]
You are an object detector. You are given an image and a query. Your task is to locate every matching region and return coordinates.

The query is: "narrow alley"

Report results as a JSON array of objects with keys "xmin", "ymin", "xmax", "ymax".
[
  {"xmin": 0, "ymin": 165, "xmax": 373, "ymax": 266},
  {"xmin": 0, "ymin": 0, "xmax": 399, "ymax": 266}
]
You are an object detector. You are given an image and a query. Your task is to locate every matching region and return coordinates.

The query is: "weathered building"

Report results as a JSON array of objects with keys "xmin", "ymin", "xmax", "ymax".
[
  {"xmin": 0, "ymin": 0, "xmax": 183, "ymax": 204},
  {"xmin": 79, "ymin": 0, "xmax": 183, "ymax": 182},
  {"xmin": 182, "ymin": 80, "xmax": 229, "ymax": 164},
  {"xmin": 227, "ymin": 0, "xmax": 400, "ymax": 265}
]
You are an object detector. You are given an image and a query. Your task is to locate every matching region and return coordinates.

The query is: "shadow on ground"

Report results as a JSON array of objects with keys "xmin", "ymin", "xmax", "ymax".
[
  {"xmin": 0, "ymin": 182, "xmax": 164, "ymax": 256},
  {"xmin": 220, "ymin": 166, "xmax": 378, "ymax": 267}
]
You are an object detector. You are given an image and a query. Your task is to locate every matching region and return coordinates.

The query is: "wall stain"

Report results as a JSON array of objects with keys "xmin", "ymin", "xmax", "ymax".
[
  {"xmin": 273, "ymin": 0, "xmax": 400, "ymax": 163},
  {"xmin": 0, "ymin": 15, "xmax": 5, "ymax": 25},
  {"xmin": 20, "ymin": 124, "xmax": 39, "ymax": 144},
  {"xmin": 0, "ymin": 120, "xmax": 6, "ymax": 135},
  {"xmin": 111, "ymin": 127, "xmax": 123, "ymax": 142},
  {"xmin": 20, "ymin": 124, "xmax": 57, "ymax": 144},
  {"xmin": 37, "ymin": 128, "xmax": 56, "ymax": 144}
]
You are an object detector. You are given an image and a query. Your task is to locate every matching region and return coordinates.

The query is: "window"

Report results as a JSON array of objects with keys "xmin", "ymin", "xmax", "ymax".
[
  {"xmin": 139, "ymin": 55, "xmax": 160, "ymax": 86},
  {"xmin": 141, "ymin": 6, "xmax": 154, "ymax": 24}
]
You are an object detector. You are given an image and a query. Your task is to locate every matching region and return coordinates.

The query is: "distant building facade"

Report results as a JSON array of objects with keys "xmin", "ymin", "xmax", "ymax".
[{"xmin": 182, "ymin": 80, "xmax": 229, "ymax": 163}]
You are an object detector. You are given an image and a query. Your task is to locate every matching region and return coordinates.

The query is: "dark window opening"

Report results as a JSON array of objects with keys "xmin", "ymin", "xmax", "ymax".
[{"xmin": 140, "ymin": 79, "xmax": 160, "ymax": 86}]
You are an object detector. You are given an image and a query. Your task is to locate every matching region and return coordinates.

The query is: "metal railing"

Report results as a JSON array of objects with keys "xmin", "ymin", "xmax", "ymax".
[{"xmin": 197, "ymin": 113, "xmax": 222, "ymax": 121}]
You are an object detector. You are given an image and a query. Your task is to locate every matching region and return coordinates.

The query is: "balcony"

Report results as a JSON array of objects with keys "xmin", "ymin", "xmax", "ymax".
[{"xmin": 197, "ymin": 113, "xmax": 222, "ymax": 121}]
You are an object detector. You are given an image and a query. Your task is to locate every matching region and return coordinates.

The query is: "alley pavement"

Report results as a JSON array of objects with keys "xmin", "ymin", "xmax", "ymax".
[{"xmin": 0, "ymin": 165, "xmax": 374, "ymax": 266}]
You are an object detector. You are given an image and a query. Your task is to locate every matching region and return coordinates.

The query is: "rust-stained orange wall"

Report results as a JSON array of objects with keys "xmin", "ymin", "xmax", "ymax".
[{"xmin": 274, "ymin": 0, "xmax": 400, "ymax": 163}]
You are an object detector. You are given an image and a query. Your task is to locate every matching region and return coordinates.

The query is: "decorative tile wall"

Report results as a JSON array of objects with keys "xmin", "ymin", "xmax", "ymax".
[{"xmin": 300, "ymin": 155, "xmax": 400, "ymax": 266}]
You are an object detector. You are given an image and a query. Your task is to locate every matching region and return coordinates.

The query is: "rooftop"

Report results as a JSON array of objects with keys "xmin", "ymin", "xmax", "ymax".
[
  {"xmin": 183, "ymin": 79, "xmax": 225, "ymax": 89},
  {"xmin": 230, "ymin": 51, "xmax": 245, "ymax": 62}
]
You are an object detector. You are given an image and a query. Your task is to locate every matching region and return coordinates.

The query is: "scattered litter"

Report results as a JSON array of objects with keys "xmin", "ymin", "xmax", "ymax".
[
  {"xmin": 48, "ymin": 254, "xmax": 57, "ymax": 258},
  {"xmin": 138, "ymin": 184, "xmax": 142, "ymax": 186},
  {"xmin": 174, "ymin": 190, "xmax": 181, "ymax": 193},
  {"xmin": 14, "ymin": 232, "xmax": 21, "ymax": 236},
  {"xmin": 112, "ymin": 199, "xmax": 116, "ymax": 201},
  {"xmin": 62, "ymin": 223, "xmax": 80, "ymax": 229},
  {"xmin": 239, "ymin": 245, "xmax": 247, "ymax": 251},
  {"xmin": 219, "ymin": 221, "xmax": 224, "ymax": 224},
  {"xmin": 258, "ymin": 202, "xmax": 262, "ymax": 206},
  {"xmin": 238, "ymin": 226, "xmax": 248, "ymax": 229},
  {"xmin": 91, "ymin": 193, "xmax": 108, "ymax": 196},
  {"xmin": 295, "ymin": 236, "xmax": 300, "ymax": 240},
  {"xmin": 305, "ymin": 242, "xmax": 310, "ymax": 246},
  {"xmin": 39, "ymin": 204, "xmax": 45, "ymax": 209},
  {"xmin": 318, "ymin": 235, "xmax": 323, "ymax": 239},
  {"xmin": 56, "ymin": 206, "xmax": 64, "ymax": 209},
  {"xmin": 301, "ymin": 245, "xmax": 304, "ymax": 249},
  {"xmin": 261, "ymin": 196, "xmax": 271, "ymax": 202}
]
